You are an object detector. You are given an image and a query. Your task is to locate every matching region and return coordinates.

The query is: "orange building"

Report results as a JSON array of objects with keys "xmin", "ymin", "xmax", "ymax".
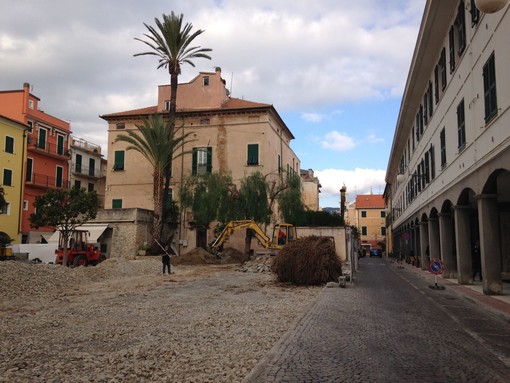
[
  {"xmin": 352, "ymin": 194, "xmax": 386, "ymax": 252},
  {"xmin": 0, "ymin": 83, "xmax": 71, "ymax": 243}
]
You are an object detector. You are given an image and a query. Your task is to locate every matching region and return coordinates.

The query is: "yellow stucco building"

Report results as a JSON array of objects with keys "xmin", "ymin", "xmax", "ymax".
[
  {"xmin": 101, "ymin": 67, "xmax": 301, "ymax": 253},
  {"xmin": 0, "ymin": 115, "xmax": 27, "ymax": 244}
]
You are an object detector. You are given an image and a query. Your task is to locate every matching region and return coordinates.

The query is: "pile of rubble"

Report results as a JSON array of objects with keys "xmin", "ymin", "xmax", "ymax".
[{"xmin": 237, "ymin": 253, "xmax": 274, "ymax": 273}]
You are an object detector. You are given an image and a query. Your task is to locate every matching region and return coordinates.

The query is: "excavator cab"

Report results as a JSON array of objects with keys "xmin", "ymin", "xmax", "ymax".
[{"xmin": 272, "ymin": 223, "xmax": 297, "ymax": 247}]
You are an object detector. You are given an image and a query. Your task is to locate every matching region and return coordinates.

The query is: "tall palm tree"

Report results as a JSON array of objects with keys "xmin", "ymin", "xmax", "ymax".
[
  {"xmin": 115, "ymin": 114, "xmax": 193, "ymax": 249},
  {"xmin": 134, "ymin": 13, "xmax": 212, "ymax": 228}
]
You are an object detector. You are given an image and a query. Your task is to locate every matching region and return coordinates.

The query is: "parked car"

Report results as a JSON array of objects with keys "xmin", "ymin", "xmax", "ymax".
[{"xmin": 369, "ymin": 248, "xmax": 383, "ymax": 258}]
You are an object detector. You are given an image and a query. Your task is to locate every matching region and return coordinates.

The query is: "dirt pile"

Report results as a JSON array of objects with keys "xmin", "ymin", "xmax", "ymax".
[{"xmin": 171, "ymin": 246, "xmax": 248, "ymax": 265}]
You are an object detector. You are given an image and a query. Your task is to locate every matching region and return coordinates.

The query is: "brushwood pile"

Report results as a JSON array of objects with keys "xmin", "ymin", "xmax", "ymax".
[{"xmin": 273, "ymin": 235, "xmax": 342, "ymax": 285}]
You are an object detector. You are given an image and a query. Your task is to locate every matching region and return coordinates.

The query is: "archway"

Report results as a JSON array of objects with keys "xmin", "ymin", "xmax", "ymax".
[{"xmin": 454, "ymin": 188, "xmax": 478, "ymax": 285}]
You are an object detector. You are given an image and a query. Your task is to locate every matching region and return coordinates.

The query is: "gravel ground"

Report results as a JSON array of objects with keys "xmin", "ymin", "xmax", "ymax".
[{"xmin": 0, "ymin": 257, "xmax": 321, "ymax": 382}]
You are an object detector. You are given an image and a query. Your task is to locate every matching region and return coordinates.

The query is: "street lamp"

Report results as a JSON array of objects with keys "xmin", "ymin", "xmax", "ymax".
[
  {"xmin": 475, "ymin": 0, "xmax": 508, "ymax": 13},
  {"xmin": 396, "ymin": 169, "xmax": 427, "ymax": 184}
]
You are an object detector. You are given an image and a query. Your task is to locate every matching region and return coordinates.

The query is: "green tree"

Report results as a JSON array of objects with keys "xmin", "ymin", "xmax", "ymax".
[
  {"xmin": 236, "ymin": 172, "xmax": 272, "ymax": 254},
  {"xmin": 239, "ymin": 172, "xmax": 271, "ymax": 224},
  {"xmin": 29, "ymin": 188, "xmax": 98, "ymax": 266},
  {"xmin": 0, "ymin": 186, "xmax": 6, "ymax": 211},
  {"xmin": 179, "ymin": 173, "xmax": 237, "ymax": 230},
  {"xmin": 277, "ymin": 172, "xmax": 305, "ymax": 224},
  {"xmin": 179, "ymin": 172, "xmax": 237, "ymax": 249},
  {"xmin": 115, "ymin": 114, "xmax": 193, "ymax": 250},
  {"xmin": 135, "ymin": 12, "xmax": 212, "ymax": 225}
]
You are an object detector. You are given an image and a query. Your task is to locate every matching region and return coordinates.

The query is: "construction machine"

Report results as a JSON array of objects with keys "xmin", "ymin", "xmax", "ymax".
[
  {"xmin": 209, "ymin": 220, "xmax": 297, "ymax": 256},
  {"xmin": 55, "ymin": 229, "xmax": 106, "ymax": 267}
]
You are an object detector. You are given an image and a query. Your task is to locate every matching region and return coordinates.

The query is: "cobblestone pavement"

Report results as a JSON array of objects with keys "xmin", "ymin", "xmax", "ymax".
[{"xmin": 243, "ymin": 258, "xmax": 510, "ymax": 383}]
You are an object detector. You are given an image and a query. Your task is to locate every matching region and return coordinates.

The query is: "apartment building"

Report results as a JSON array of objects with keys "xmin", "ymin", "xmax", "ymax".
[
  {"xmin": 350, "ymin": 194, "xmax": 386, "ymax": 252},
  {"xmin": 385, "ymin": 0, "xmax": 510, "ymax": 295},
  {"xmin": 69, "ymin": 136, "xmax": 106, "ymax": 208},
  {"xmin": 101, "ymin": 67, "xmax": 300, "ymax": 252},
  {"xmin": 0, "ymin": 83, "xmax": 71, "ymax": 243},
  {"xmin": 0, "ymin": 115, "xmax": 27, "ymax": 244}
]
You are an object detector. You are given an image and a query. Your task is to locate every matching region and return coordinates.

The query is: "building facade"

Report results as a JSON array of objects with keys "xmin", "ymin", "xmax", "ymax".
[
  {"xmin": 300, "ymin": 169, "xmax": 321, "ymax": 211},
  {"xmin": 351, "ymin": 194, "xmax": 386, "ymax": 252},
  {"xmin": 0, "ymin": 83, "xmax": 71, "ymax": 243},
  {"xmin": 69, "ymin": 136, "xmax": 106, "ymax": 208},
  {"xmin": 385, "ymin": 0, "xmax": 510, "ymax": 295},
  {"xmin": 101, "ymin": 67, "xmax": 300, "ymax": 253},
  {"xmin": 0, "ymin": 115, "xmax": 27, "ymax": 244}
]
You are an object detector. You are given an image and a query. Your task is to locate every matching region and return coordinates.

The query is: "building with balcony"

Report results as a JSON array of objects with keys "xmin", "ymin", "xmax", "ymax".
[
  {"xmin": 0, "ymin": 83, "xmax": 71, "ymax": 243},
  {"xmin": 385, "ymin": 0, "xmax": 510, "ymax": 295},
  {"xmin": 101, "ymin": 67, "xmax": 300, "ymax": 254},
  {"xmin": 0, "ymin": 115, "xmax": 27, "ymax": 244},
  {"xmin": 69, "ymin": 136, "xmax": 106, "ymax": 208}
]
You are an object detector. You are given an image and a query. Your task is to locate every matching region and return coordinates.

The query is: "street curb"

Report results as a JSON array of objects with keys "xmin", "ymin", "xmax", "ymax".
[{"xmin": 398, "ymin": 262, "xmax": 510, "ymax": 322}]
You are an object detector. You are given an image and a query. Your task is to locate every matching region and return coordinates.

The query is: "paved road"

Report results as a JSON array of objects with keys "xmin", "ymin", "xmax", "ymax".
[{"xmin": 244, "ymin": 257, "xmax": 510, "ymax": 383}]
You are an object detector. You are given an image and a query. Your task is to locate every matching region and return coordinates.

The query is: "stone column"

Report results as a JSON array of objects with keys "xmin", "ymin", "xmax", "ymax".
[
  {"xmin": 454, "ymin": 206, "xmax": 472, "ymax": 284},
  {"xmin": 428, "ymin": 217, "xmax": 440, "ymax": 261},
  {"xmin": 419, "ymin": 221, "xmax": 429, "ymax": 270},
  {"xmin": 477, "ymin": 194, "xmax": 502, "ymax": 295},
  {"xmin": 439, "ymin": 212, "xmax": 456, "ymax": 278}
]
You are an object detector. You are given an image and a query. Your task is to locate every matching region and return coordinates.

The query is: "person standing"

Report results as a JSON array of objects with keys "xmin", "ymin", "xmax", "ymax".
[{"xmin": 162, "ymin": 250, "xmax": 171, "ymax": 275}]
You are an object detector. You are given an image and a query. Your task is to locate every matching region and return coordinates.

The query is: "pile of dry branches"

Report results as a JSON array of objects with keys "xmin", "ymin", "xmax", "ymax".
[{"xmin": 273, "ymin": 235, "xmax": 342, "ymax": 285}]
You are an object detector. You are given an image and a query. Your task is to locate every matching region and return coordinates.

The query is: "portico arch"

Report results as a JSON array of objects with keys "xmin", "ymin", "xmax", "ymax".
[
  {"xmin": 478, "ymin": 169, "xmax": 510, "ymax": 295},
  {"xmin": 454, "ymin": 189, "xmax": 478, "ymax": 285}
]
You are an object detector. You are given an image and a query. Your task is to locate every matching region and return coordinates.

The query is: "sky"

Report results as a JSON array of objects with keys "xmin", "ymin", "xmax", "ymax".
[{"xmin": 0, "ymin": 0, "xmax": 426, "ymax": 208}]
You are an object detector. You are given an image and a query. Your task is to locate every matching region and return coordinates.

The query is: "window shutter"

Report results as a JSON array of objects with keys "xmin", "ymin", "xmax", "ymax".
[
  {"xmin": 247, "ymin": 144, "xmax": 259, "ymax": 165},
  {"xmin": 114, "ymin": 151, "xmax": 124, "ymax": 170},
  {"xmin": 206, "ymin": 147, "xmax": 212, "ymax": 173},
  {"xmin": 3, "ymin": 169, "xmax": 12, "ymax": 186},
  {"xmin": 5, "ymin": 137, "xmax": 14, "ymax": 153},
  {"xmin": 192, "ymin": 148, "xmax": 198, "ymax": 175}
]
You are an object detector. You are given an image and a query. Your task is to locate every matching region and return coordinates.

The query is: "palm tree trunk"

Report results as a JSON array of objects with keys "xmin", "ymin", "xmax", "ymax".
[
  {"xmin": 153, "ymin": 171, "xmax": 164, "ymax": 250},
  {"xmin": 161, "ymin": 72, "xmax": 179, "ymax": 238}
]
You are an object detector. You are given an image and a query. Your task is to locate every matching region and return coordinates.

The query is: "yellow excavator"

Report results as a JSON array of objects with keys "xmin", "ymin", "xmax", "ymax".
[{"xmin": 209, "ymin": 220, "xmax": 297, "ymax": 256}]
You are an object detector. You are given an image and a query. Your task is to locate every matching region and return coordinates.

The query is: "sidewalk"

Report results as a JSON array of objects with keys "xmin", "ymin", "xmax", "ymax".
[{"xmin": 394, "ymin": 259, "xmax": 510, "ymax": 321}]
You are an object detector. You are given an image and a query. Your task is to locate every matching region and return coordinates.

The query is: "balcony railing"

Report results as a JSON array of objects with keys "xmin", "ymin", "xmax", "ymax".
[
  {"xmin": 70, "ymin": 138, "xmax": 101, "ymax": 154},
  {"xmin": 26, "ymin": 172, "xmax": 70, "ymax": 189},
  {"xmin": 28, "ymin": 138, "xmax": 70, "ymax": 159},
  {"xmin": 71, "ymin": 164, "xmax": 106, "ymax": 179}
]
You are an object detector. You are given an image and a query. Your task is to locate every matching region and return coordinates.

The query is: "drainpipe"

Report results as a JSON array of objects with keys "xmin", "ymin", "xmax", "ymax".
[{"xmin": 19, "ymin": 128, "xmax": 27, "ymax": 239}]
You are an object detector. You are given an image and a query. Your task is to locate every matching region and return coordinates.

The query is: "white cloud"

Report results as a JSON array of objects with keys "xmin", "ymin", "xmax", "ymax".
[
  {"xmin": 301, "ymin": 112, "xmax": 324, "ymax": 123},
  {"xmin": 321, "ymin": 131, "xmax": 357, "ymax": 152},
  {"xmin": 316, "ymin": 168, "xmax": 386, "ymax": 207},
  {"xmin": 366, "ymin": 134, "xmax": 384, "ymax": 144}
]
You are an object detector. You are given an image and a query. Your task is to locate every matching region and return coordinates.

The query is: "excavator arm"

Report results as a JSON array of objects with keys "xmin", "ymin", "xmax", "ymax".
[{"xmin": 209, "ymin": 220, "xmax": 280, "ymax": 254}]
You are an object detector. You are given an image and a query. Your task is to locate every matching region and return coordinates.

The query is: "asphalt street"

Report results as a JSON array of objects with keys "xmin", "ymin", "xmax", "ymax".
[{"xmin": 244, "ymin": 257, "xmax": 510, "ymax": 383}]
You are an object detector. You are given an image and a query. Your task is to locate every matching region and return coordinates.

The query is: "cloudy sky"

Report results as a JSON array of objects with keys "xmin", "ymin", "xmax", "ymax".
[{"xmin": 0, "ymin": 0, "xmax": 425, "ymax": 207}]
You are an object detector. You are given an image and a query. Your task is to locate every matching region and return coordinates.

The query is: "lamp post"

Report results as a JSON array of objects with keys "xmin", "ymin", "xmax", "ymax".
[{"xmin": 475, "ymin": 0, "xmax": 508, "ymax": 13}]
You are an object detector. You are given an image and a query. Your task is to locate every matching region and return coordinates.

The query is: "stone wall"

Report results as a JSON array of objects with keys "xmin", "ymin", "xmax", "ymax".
[
  {"xmin": 91, "ymin": 208, "xmax": 153, "ymax": 259},
  {"xmin": 297, "ymin": 227, "xmax": 346, "ymax": 262}
]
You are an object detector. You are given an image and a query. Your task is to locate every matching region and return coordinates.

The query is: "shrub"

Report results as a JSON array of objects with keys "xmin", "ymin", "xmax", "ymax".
[{"xmin": 273, "ymin": 235, "xmax": 342, "ymax": 285}]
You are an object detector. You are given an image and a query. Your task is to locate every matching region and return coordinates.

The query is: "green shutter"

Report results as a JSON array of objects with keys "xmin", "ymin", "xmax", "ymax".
[
  {"xmin": 3, "ymin": 169, "xmax": 12, "ymax": 186},
  {"xmin": 114, "ymin": 151, "xmax": 124, "ymax": 170},
  {"xmin": 5, "ymin": 137, "xmax": 14, "ymax": 153},
  {"xmin": 192, "ymin": 148, "xmax": 198, "ymax": 175},
  {"xmin": 25, "ymin": 158, "xmax": 33, "ymax": 182},
  {"xmin": 57, "ymin": 135, "xmax": 64, "ymax": 155},
  {"xmin": 56, "ymin": 166, "xmax": 63, "ymax": 188},
  {"xmin": 247, "ymin": 144, "xmax": 259, "ymax": 165},
  {"xmin": 76, "ymin": 154, "xmax": 82, "ymax": 173},
  {"xmin": 112, "ymin": 199, "xmax": 122, "ymax": 209},
  {"xmin": 206, "ymin": 147, "xmax": 212, "ymax": 173}
]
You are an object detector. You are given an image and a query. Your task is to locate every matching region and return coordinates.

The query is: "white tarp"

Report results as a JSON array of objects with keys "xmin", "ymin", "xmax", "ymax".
[{"xmin": 47, "ymin": 224, "xmax": 109, "ymax": 244}]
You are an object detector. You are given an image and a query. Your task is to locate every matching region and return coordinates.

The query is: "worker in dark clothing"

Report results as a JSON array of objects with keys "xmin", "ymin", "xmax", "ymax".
[{"xmin": 162, "ymin": 250, "xmax": 171, "ymax": 274}]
